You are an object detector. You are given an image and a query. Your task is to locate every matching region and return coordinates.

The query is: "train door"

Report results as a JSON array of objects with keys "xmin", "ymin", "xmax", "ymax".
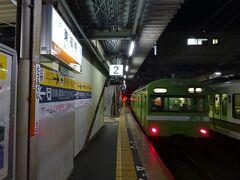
[
  {"xmin": 137, "ymin": 95, "xmax": 141, "ymax": 120},
  {"xmin": 221, "ymin": 94, "xmax": 228, "ymax": 121},
  {"xmin": 214, "ymin": 94, "xmax": 221, "ymax": 120},
  {"xmin": 208, "ymin": 94, "xmax": 214, "ymax": 118},
  {"xmin": 140, "ymin": 93, "xmax": 146, "ymax": 127}
]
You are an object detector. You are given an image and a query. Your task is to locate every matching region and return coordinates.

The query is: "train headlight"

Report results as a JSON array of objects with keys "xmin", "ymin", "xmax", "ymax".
[
  {"xmin": 188, "ymin": 88, "xmax": 194, "ymax": 93},
  {"xmin": 195, "ymin": 88, "xmax": 202, "ymax": 93}
]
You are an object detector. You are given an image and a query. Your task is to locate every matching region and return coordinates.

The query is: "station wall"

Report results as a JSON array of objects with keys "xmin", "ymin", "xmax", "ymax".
[
  {"xmin": 37, "ymin": 53, "xmax": 107, "ymax": 180},
  {"xmin": 71, "ymin": 56, "xmax": 106, "ymax": 156}
]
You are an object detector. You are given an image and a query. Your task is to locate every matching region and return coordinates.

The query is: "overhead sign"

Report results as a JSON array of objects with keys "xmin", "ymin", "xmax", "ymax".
[
  {"xmin": 41, "ymin": 5, "xmax": 82, "ymax": 73},
  {"xmin": 109, "ymin": 65, "xmax": 123, "ymax": 76}
]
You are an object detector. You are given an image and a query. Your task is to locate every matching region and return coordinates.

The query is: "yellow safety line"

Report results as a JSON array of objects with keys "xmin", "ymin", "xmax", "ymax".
[{"xmin": 116, "ymin": 108, "xmax": 137, "ymax": 180}]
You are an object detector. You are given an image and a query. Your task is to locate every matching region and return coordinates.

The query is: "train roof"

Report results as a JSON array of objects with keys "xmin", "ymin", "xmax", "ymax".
[{"xmin": 131, "ymin": 78, "xmax": 206, "ymax": 94}]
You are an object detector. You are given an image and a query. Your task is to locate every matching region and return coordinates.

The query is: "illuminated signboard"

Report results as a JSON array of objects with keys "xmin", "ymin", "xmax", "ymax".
[{"xmin": 41, "ymin": 5, "xmax": 82, "ymax": 73}]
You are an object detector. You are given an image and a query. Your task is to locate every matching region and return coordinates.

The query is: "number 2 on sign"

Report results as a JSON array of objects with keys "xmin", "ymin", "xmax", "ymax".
[{"xmin": 114, "ymin": 66, "xmax": 119, "ymax": 74}]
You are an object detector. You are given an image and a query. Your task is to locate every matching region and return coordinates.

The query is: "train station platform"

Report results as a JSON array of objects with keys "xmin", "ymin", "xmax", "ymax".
[{"xmin": 68, "ymin": 107, "xmax": 174, "ymax": 180}]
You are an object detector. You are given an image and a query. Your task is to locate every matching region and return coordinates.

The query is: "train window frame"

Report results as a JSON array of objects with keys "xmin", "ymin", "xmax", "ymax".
[
  {"xmin": 221, "ymin": 94, "xmax": 228, "ymax": 116},
  {"xmin": 233, "ymin": 94, "xmax": 240, "ymax": 119},
  {"xmin": 150, "ymin": 96, "xmax": 165, "ymax": 112},
  {"xmin": 150, "ymin": 95, "xmax": 206, "ymax": 113}
]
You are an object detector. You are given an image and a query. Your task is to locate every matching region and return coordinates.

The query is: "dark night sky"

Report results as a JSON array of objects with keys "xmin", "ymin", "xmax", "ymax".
[{"xmin": 167, "ymin": 0, "xmax": 240, "ymax": 32}]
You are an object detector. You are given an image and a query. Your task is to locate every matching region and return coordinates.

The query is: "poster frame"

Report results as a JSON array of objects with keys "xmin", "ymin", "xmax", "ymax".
[{"xmin": 0, "ymin": 42, "xmax": 17, "ymax": 180}]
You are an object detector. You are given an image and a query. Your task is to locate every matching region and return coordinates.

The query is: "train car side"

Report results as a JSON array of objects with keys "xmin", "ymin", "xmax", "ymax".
[{"xmin": 208, "ymin": 80, "xmax": 240, "ymax": 140}]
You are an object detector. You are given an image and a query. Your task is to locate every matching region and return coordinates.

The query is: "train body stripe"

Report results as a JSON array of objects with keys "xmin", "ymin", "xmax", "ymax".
[
  {"xmin": 146, "ymin": 115, "xmax": 209, "ymax": 121},
  {"xmin": 210, "ymin": 118, "xmax": 240, "ymax": 133}
]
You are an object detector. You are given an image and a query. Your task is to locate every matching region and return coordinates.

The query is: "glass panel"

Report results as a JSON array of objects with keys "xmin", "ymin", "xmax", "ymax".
[
  {"xmin": 233, "ymin": 94, "xmax": 240, "ymax": 119},
  {"xmin": 222, "ymin": 94, "xmax": 228, "ymax": 116},
  {"xmin": 151, "ymin": 97, "xmax": 164, "ymax": 111},
  {"xmin": 151, "ymin": 96, "xmax": 205, "ymax": 112},
  {"xmin": 215, "ymin": 94, "xmax": 220, "ymax": 115}
]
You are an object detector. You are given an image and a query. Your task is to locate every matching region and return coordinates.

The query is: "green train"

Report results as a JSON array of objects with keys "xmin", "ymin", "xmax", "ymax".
[
  {"xmin": 208, "ymin": 79, "xmax": 240, "ymax": 140},
  {"xmin": 130, "ymin": 78, "xmax": 210, "ymax": 138}
]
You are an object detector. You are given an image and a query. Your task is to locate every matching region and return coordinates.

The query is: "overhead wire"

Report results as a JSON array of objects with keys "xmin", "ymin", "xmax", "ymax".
[
  {"xmin": 195, "ymin": 0, "xmax": 233, "ymax": 32},
  {"xmin": 208, "ymin": 3, "xmax": 240, "ymax": 31}
]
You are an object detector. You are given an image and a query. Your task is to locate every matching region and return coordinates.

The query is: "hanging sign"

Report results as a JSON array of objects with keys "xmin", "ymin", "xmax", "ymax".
[
  {"xmin": 109, "ymin": 65, "xmax": 123, "ymax": 76},
  {"xmin": 41, "ymin": 5, "xmax": 82, "ymax": 73}
]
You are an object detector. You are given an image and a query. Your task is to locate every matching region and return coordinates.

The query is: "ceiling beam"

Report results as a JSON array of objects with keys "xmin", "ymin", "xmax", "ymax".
[
  {"xmin": 132, "ymin": 0, "xmax": 146, "ymax": 35},
  {"xmin": 89, "ymin": 30, "xmax": 132, "ymax": 40}
]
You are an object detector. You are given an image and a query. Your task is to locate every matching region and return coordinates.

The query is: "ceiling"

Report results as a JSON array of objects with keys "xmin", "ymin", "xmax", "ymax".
[
  {"xmin": 65, "ymin": 0, "xmax": 184, "ymax": 78},
  {"xmin": 0, "ymin": 0, "xmax": 184, "ymax": 79}
]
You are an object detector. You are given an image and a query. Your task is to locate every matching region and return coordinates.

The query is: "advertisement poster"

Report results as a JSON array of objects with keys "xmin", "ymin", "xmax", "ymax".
[{"xmin": 0, "ymin": 52, "xmax": 12, "ymax": 179}]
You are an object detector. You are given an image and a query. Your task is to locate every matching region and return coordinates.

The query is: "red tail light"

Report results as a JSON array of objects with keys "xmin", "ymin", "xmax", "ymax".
[
  {"xmin": 150, "ymin": 126, "xmax": 159, "ymax": 135},
  {"xmin": 199, "ymin": 128, "xmax": 209, "ymax": 137},
  {"xmin": 151, "ymin": 128, "xmax": 157, "ymax": 133}
]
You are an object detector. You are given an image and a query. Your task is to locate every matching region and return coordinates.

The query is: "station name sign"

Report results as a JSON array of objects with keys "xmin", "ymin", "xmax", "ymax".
[{"xmin": 41, "ymin": 5, "xmax": 82, "ymax": 73}]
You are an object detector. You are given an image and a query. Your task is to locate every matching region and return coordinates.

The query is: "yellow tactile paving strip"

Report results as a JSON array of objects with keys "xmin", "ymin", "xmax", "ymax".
[
  {"xmin": 126, "ymin": 109, "xmax": 175, "ymax": 180},
  {"xmin": 116, "ymin": 108, "xmax": 138, "ymax": 180}
]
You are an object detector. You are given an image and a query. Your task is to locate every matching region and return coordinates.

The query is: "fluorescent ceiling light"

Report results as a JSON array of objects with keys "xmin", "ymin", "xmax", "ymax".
[
  {"xmin": 214, "ymin": 72, "xmax": 221, "ymax": 76},
  {"xmin": 128, "ymin": 41, "xmax": 135, "ymax": 56},
  {"xmin": 125, "ymin": 65, "xmax": 129, "ymax": 72},
  {"xmin": 11, "ymin": 0, "xmax": 17, "ymax": 5},
  {"xmin": 154, "ymin": 43, "xmax": 157, "ymax": 55},
  {"xmin": 128, "ymin": 75, "xmax": 134, "ymax": 79}
]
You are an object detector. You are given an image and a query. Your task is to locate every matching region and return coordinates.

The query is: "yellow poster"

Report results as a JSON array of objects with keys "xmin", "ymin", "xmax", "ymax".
[{"xmin": 0, "ymin": 54, "xmax": 7, "ymax": 80}]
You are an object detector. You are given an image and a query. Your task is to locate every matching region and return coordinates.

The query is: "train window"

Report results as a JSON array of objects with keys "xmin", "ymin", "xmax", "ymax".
[
  {"xmin": 151, "ymin": 97, "xmax": 164, "ymax": 111},
  {"xmin": 233, "ymin": 94, "xmax": 240, "ymax": 119},
  {"xmin": 215, "ymin": 94, "xmax": 220, "ymax": 115},
  {"xmin": 150, "ymin": 96, "xmax": 205, "ymax": 112},
  {"xmin": 222, "ymin": 94, "xmax": 228, "ymax": 116}
]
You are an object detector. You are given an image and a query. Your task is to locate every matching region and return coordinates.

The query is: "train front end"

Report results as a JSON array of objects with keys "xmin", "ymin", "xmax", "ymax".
[{"xmin": 144, "ymin": 79, "xmax": 210, "ymax": 138}]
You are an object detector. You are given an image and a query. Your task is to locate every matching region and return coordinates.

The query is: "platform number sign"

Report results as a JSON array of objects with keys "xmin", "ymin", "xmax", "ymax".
[{"xmin": 110, "ymin": 65, "xmax": 123, "ymax": 76}]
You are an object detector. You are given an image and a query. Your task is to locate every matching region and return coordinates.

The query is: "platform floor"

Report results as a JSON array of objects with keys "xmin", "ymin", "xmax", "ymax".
[{"xmin": 68, "ymin": 107, "xmax": 173, "ymax": 180}]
